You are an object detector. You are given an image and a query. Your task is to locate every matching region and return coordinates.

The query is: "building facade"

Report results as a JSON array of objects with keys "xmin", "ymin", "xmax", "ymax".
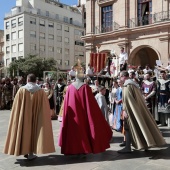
[
  {"xmin": 82, "ymin": 0, "xmax": 170, "ymax": 69},
  {"xmin": 4, "ymin": 0, "xmax": 85, "ymax": 70},
  {"xmin": 0, "ymin": 30, "xmax": 4, "ymax": 78}
]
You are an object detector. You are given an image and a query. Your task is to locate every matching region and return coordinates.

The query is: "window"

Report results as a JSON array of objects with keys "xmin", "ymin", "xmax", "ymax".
[
  {"xmin": 12, "ymin": 32, "xmax": 16, "ymax": 40},
  {"xmin": 11, "ymin": 19, "xmax": 16, "ymax": 28},
  {"xmin": 64, "ymin": 37, "xmax": 69, "ymax": 44},
  {"xmin": 12, "ymin": 45, "xmax": 16, "ymax": 53},
  {"xmin": 37, "ymin": 8, "xmax": 41, "ymax": 14},
  {"xmin": 64, "ymin": 16, "xmax": 69, "ymax": 23},
  {"xmin": 57, "ymin": 24, "xmax": 62, "ymax": 30},
  {"xmin": 70, "ymin": 18, "xmax": 73, "ymax": 24},
  {"xmin": 65, "ymin": 48, "xmax": 69, "ymax": 55},
  {"xmin": 6, "ymin": 59, "xmax": 10, "ymax": 66},
  {"xmin": 101, "ymin": 5, "xmax": 113, "ymax": 32},
  {"xmin": 57, "ymin": 36, "xmax": 62, "ymax": 42},
  {"xmin": 56, "ymin": 59, "xmax": 62, "ymax": 65},
  {"xmin": 75, "ymin": 52, "xmax": 79, "ymax": 58},
  {"xmin": 57, "ymin": 47, "xmax": 62, "ymax": 53},
  {"xmin": 64, "ymin": 26, "xmax": 69, "ymax": 32},
  {"xmin": 12, "ymin": 57, "xmax": 16, "ymax": 61},
  {"xmin": 74, "ymin": 29, "xmax": 83, "ymax": 35},
  {"xmin": 138, "ymin": 0, "xmax": 152, "ymax": 26},
  {"xmin": 40, "ymin": 33, "xmax": 45, "ymax": 39},
  {"xmin": 18, "ymin": 17, "xmax": 23, "ymax": 26},
  {"xmin": 65, "ymin": 60, "xmax": 69, "ymax": 66},
  {"xmin": 40, "ymin": 19, "xmax": 45, "ymax": 26},
  {"xmin": 49, "ymin": 34, "xmax": 54, "ymax": 40},
  {"xmin": 30, "ymin": 44, "xmax": 36, "ymax": 50},
  {"xmin": 18, "ymin": 30, "xmax": 23, "ymax": 38},
  {"xmin": 40, "ymin": 45, "xmax": 45, "ymax": 51},
  {"xmin": 79, "ymin": 52, "xmax": 84, "ymax": 57},
  {"xmin": 49, "ymin": 46, "xmax": 54, "ymax": 52},
  {"xmin": 6, "ymin": 34, "xmax": 10, "ymax": 41},
  {"xmin": 30, "ymin": 17, "xmax": 36, "ymax": 24},
  {"xmin": 18, "ymin": 43, "xmax": 23, "ymax": 52},
  {"xmin": 6, "ymin": 22, "xmax": 10, "ymax": 29},
  {"xmin": 56, "ymin": 14, "xmax": 59, "ymax": 20},
  {"xmin": 75, "ymin": 40, "xmax": 84, "ymax": 46},
  {"xmin": 30, "ymin": 31, "xmax": 36, "ymax": 37},
  {"xmin": 49, "ymin": 22, "xmax": 54, "ymax": 28},
  {"xmin": 46, "ymin": 11, "xmax": 49, "ymax": 17},
  {"xmin": 6, "ymin": 46, "xmax": 10, "ymax": 54}
]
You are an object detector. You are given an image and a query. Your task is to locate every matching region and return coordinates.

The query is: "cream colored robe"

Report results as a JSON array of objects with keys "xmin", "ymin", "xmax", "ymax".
[
  {"xmin": 3, "ymin": 86, "xmax": 55, "ymax": 156},
  {"xmin": 123, "ymin": 79, "xmax": 166, "ymax": 150}
]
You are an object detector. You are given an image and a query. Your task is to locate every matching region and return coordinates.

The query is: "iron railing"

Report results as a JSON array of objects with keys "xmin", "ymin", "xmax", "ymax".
[
  {"xmin": 94, "ymin": 22, "xmax": 120, "ymax": 34},
  {"xmin": 129, "ymin": 10, "xmax": 170, "ymax": 28},
  {"xmin": 153, "ymin": 11, "xmax": 170, "ymax": 23},
  {"xmin": 129, "ymin": 15, "xmax": 152, "ymax": 28}
]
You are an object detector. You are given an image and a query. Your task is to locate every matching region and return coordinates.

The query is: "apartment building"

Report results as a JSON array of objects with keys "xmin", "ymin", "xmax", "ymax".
[
  {"xmin": 82, "ymin": 0, "xmax": 170, "ymax": 69},
  {"xmin": 4, "ymin": 0, "xmax": 85, "ymax": 70},
  {"xmin": 0, "ymin": 30, "xmax": 4, "ymax": 78}
]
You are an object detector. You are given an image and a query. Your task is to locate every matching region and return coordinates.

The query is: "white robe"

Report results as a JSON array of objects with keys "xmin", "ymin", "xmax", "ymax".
[{"xmin": 95, "ymin": 93, "xmax": 109, "ymax": 124}]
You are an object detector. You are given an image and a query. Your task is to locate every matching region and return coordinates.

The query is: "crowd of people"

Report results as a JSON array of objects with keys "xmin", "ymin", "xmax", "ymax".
[{"xmin": 1, "ymin": 56, "xmax": 170, "ymax": 160}]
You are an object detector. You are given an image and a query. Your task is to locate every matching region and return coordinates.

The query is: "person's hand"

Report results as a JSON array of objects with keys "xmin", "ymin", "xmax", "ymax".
[{"xmin": 168, "ymin": 99, "xmax": 170, "ymax": 104}]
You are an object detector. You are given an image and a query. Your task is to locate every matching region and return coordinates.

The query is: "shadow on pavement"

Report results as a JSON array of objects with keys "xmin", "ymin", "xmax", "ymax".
[{"xmin": 14, "ymin": 145, "xmax": 170, "ymax": 167}]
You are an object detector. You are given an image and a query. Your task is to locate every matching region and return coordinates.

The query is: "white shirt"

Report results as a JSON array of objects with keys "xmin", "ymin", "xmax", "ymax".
[
  {"xmin": 86, "ymin": 67, "xmax": 93, "ymax": 75},
  {"xmin": 119, "ymin": 52, "xmax": 128, "ymax": 65},
  {"xmin": 69, "ymin": 70, "xmax": 76, "ymax": 77}
]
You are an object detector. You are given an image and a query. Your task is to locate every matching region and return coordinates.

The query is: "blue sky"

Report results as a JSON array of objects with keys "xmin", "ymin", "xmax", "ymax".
[{"xmin": 0, "ymin": 0, "xmax": 78, "ymax": 30}]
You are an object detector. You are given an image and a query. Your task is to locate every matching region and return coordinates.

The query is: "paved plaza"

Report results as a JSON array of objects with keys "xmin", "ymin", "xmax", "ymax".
[{"xmin": 0, "ymin": 110, "xmax": 170, "ymax": 170}]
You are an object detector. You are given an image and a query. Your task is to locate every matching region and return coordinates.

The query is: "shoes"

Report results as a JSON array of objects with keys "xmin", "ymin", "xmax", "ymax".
[
  {"xmin": 24, "ymin": 154, "xmax": 28, "ymax": 158},
  {"xmin": 119, "ymin": 141, "xmax": 126, "ymax": 147},
  {"xmin": 117, "ymin": 147, "xmax": 132, "ymax": 154},
  {"xmin": 24, "ymin": 153, "xmax": 37, "ymax": 160},
  {"xmin": 28, "ymin": 154, "xmax": 37, "ymax": 160}
]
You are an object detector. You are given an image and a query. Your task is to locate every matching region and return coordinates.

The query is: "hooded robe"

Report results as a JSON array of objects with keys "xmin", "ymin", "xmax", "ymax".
[
  {"xmin": 59, "ymin": 83, "xmax": 112, "ymax": 155},
  {"xmin": 123, "ymin": 79, "xmax": 166, "ymax": 150},
  {"xmin": 3, "ymin": 82, "xmax": 55, "ymax": 156}
]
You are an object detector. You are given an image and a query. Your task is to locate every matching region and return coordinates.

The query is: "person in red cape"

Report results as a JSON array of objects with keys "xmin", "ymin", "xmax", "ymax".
[{"xmin": 59, "ymin": 67, "xmax": 112, "ymax": 155}]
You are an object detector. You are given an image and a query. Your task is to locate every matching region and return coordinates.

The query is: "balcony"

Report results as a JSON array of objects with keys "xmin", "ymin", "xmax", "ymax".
[
  {"xmin": 129, "ymin": 10, "xmax": 170, "ymax": 28},
  {"xmin": 94, "ymin": 22, "xmax": 120, "ymax": 34},
  {"xmin": 153, "ymin": 11, "xmax": 170, "ymax": 23},
  {"xmin": 129, "ymin": 15, "xmax": 152, "ymax": 28}
]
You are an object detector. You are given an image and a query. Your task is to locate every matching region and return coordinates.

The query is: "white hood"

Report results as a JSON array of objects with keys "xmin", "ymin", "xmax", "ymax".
[{"xmin": 22, "ymin": 82, "xmax": 41, "ymax": 93}]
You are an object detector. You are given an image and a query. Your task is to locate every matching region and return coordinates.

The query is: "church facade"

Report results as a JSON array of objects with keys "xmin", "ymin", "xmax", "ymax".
[{"xmin": 82, "ymin": 0, "xmax": 170, "ymax": 69}]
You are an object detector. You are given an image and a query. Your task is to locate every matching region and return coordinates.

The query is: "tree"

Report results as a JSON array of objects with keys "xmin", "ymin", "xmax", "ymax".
[{"xmin": 8, "ymin": 55, "xmax": 57, "ymax": 79}]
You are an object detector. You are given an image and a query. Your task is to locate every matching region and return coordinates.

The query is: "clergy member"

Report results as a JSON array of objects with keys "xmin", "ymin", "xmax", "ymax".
[
  {"xmin": 4, "ymin": 74, "xmax": 55, "ymax": 160},
  {"xmin": 59, "ymin": 63, "xmax": 112, "ymax": 155},
  {"xmin": 118, "ymin": 71, "xmax": 166, "ymax": 153}
]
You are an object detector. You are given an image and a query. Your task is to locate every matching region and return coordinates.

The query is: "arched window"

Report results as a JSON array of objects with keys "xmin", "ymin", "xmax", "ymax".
[{"xmin": 138, "ymin": 0, "xmax": 152, "ymax": 26}]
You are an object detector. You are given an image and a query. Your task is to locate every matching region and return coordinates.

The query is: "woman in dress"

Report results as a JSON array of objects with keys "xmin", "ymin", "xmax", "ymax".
[
  {"xmin": 58, "ymin": 80, "xmax": 71, "ymax": 122},
  {"xmin": 43, "ymin": 82, "xmax": 57, "ymax": 120},
  {"xmin": 112, "ymin": 80, "xmax": 123, "ymax": 132},
  {"xmin": 109, "ymin": 80, "xmax": 119, "ymax": 125}
]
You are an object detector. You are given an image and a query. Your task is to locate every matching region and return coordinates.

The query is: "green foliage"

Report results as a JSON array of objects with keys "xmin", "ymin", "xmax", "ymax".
[{"xmin": 8, "ymin": 55, "xmax": 57, "ymax": 79}]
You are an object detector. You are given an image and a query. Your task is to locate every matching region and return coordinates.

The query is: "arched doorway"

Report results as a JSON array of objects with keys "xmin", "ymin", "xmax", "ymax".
[{"xmin": 129, "ymin": 46, "xmax": 160, "ymax": 69}]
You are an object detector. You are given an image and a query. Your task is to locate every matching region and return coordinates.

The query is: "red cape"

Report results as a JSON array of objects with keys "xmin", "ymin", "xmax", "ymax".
[{"xmin": 59, "ymin": 84, "xmax": 112, "ymax": 155}]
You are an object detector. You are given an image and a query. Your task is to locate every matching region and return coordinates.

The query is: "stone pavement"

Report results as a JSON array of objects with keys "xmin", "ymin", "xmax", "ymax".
[{"xmin": 0, "ymin": 110, "xmax": 170, "ymax": 170}]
